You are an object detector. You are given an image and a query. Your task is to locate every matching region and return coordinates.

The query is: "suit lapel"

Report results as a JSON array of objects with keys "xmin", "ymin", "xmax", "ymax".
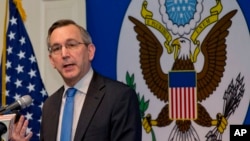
[
  {"xmin": 74, "ymin": 73, "xmax": 105, "ymax": 141},
  {"xmin": 44, "ymin": 86, "xmax": 64, "ymax": 140}
]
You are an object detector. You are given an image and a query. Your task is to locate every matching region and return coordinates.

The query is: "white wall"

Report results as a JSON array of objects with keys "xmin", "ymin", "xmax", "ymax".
[{"xmin": 0, "ymin": 0, "xmax": 86, "ymax": 95}]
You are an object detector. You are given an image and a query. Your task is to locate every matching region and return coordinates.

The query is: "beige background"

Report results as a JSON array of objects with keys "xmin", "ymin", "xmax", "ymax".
[{"xmin": 0, "ymin": 0, "xmax": 86, "ymax": 95}]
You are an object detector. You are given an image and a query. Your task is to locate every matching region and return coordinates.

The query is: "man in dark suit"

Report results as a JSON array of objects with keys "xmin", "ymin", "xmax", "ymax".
[{"xmin": 11, "ymin": 19, "xmax": 141, "ymax": 141}]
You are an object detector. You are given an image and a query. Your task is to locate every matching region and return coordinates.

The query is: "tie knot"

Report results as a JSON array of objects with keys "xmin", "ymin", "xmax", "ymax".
[{"xmin": 66, "ymin": 88, "xmax": 77, "ymax": 97}]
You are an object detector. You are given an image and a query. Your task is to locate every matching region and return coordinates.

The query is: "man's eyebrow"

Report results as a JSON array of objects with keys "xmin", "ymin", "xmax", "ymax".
[
  {"xmin": 50, "ymin": 42, "xmax": 61, "ymax": 46},
  {"xmin": 66, "ymin": 38, "xmax": 78, "ymax": 42}
]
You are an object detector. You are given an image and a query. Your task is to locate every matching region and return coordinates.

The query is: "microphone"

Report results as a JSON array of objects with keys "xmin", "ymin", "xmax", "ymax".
[
  {"xmin": 0, "ymin": 95, "xmax": 32, "ymax": 115},
  {"xmin": 0, "ymin": 95, "xmax": 32, "ymax": 140}
]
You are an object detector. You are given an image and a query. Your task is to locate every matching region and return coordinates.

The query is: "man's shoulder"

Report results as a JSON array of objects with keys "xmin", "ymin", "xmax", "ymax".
[
  {"xmin": 44, "ymin": 86, "xmax": 64, "ymax": 103},
  {"xmin": 93, "ymin": 71, "xmax": 128, "ymax": 88}
]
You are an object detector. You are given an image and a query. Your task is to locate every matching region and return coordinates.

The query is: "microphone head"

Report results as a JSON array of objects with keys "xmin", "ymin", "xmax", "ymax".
[{"xmin": 18, "ymin": 95, "xmax": 32, "ymax": 109}]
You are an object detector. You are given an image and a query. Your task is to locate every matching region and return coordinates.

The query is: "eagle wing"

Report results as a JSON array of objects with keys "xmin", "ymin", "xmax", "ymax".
[
  {"xmin": 197, "ymin": 10, "xmax": 237, "ymax": 102},
  {"xmin": 129, "ymin": 16, "xmax": 169, "ymax": 102}
]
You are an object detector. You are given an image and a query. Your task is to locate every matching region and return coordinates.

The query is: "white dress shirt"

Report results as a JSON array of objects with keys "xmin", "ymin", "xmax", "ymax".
[{"xmin": 57, "ymin": 67, "xmax": 93, "ymax": 141}]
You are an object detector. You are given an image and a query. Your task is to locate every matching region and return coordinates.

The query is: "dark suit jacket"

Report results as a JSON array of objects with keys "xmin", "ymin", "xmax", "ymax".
[{"xmin": 40, "ymin": 72, "xmax": 142, "ymax": 141}]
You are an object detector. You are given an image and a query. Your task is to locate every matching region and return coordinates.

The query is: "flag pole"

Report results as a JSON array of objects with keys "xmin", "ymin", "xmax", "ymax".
[
  {"xmin": 13, "ymin": 0, "xmax": 27, "ymax": 22},
  {"xmin": 1, "ymin": 0, "xmax": 9, "ymax": 105},
  {"xmin": 1, "ymin": 0, "xmax": 27, "ymax": 105}
]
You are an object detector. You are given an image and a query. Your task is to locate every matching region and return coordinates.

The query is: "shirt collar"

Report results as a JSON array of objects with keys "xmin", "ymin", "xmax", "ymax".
[{"xmin": 63, "ymin": 67, "xmax": 93, "ymax": 96}]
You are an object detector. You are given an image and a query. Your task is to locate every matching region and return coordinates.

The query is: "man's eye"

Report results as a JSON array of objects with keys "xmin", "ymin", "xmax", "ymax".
[
  {"xmin": 67, "ymin": 43, "xmax": 77, "ymax": 48},
  {"xmin": 52, "ymin": 46, "xmax": 61, "ymax": 51}
]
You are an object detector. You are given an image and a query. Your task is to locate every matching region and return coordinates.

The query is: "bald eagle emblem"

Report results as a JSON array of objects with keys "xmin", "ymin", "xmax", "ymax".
[{"xmin": 127, "ymin": 0, "xmax": 245, "ymax": 140}]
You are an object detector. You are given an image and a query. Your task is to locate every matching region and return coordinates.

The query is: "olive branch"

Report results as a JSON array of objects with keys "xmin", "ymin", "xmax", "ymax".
[{"xmin": 125, "ymin": 71, "xmax": 157, "ymax": 141}]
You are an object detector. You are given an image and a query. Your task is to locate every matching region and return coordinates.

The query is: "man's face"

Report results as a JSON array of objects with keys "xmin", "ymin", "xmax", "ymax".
[{"xmin": 48, "ymin": 24, "xmax": 95, "ymax": 86}]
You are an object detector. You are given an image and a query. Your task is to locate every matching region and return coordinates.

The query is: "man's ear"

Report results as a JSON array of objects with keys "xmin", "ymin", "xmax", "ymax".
[
  {"xmin": 88, "ymin": 43, "xmax": 96, "ymax": 61},
  {"xmin": 49, "ymin": 54, "xmax": 56, "ymax": 68}
]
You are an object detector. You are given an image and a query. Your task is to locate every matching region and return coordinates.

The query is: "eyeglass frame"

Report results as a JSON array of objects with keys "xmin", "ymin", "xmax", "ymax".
[{"xmin": 48, "ymin": 39, "xmax": 88, "ymax": 55}]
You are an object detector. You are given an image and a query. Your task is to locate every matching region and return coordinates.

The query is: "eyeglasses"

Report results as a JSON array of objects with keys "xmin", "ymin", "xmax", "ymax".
[{"xmin": 48, "ymin": 40, "xmax": 86, "ymax": 55}]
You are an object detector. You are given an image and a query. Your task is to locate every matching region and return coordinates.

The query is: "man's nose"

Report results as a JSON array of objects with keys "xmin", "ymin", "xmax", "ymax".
[{"xmin": 61, "ymin": 46, "xmax": 70, "ymax": 57}]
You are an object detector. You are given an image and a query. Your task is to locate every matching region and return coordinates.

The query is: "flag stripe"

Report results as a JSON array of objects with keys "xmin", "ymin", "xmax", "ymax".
[{"xmin": 170, "ymin": 87, "xmax": 197, "ymax": 119}]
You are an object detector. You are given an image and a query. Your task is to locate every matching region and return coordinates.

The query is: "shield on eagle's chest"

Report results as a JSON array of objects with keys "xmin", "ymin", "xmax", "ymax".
[{"xmin": 169, "ymin": 71, "xmax": 197, "ymax": 120}]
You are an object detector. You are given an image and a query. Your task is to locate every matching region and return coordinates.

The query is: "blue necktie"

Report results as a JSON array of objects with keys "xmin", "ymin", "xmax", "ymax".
[{"xmin": 60, "ymin": 88, "xmax": 77, "ymax": 141}]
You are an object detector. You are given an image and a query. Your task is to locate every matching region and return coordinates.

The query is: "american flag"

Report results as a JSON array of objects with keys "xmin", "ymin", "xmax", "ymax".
[
  {"xmin": 169, "ymin": 71, "xmax": 197, "ymax": 120},
  {"xmin": 0, "ymin": 0, "xmax": 48, "ymax": 140}
]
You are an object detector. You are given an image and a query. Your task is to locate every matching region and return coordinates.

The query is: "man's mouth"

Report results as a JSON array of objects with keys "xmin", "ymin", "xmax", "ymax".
[{"xmin": 63, "ymin": 64, "xmax": 74, "ymax": 69}]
